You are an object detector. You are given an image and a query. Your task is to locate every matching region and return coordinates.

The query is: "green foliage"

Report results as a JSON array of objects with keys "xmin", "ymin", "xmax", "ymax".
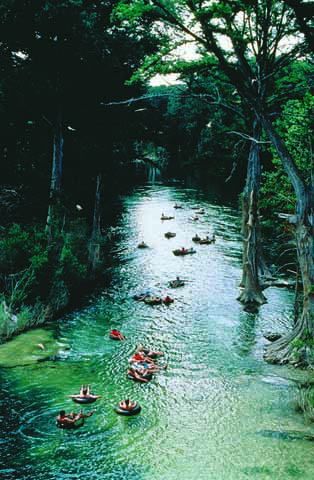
[
  {"xmin": 114, "ymin": 0, "xmax": 153, "ymax": 23},
  {"xmin": 291, "ymin": 339, "xmax": 305, "ymax": 350},
  {"xmin": 0, "ymin": 297, "xmax": 48, "ymax": 340},
  {"xmin": 142, "ymin": 71, "xmax": 247, "ymax": 181},
  {"xmin": 0, "ymin": 219, "xmax": 91, "ymax": 318},
  {"xmin": 291, "ymin": 338, "xmax": 314, "ymax": 350},
  {"xmin": 60, "ymin": 237, "xmax": 87, "ymax": 280},
  {"xmin": 0, "ymin": 224, "xmax": 47, "ymax": 274},
  {"xmin": 14, "ymin": 305, "xmax": 33, "ymax": 331},
  {"xmin": 261, "ymin": 90, "xmax": 314, "ymax": 214}
]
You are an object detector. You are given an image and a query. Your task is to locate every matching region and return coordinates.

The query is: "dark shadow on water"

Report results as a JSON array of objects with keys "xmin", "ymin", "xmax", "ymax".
[
  {"xmin": 0, "ymin": 374, "xmax": 31, "ymax": 478},
  {"xmin": 256, "ymin": 429, "xmax": 314, "ymax": 442},
  {"xmin": 234, "ymin": 311, "xmax": 258, "ymax": 357}
]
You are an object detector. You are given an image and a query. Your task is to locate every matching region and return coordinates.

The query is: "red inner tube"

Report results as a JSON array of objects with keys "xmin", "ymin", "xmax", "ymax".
[{"xmin": 109, "ymin": 330, "xmax": 124, "ymax": 340}]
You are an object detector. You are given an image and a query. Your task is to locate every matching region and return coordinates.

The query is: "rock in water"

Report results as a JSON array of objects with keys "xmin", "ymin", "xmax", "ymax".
[
  {"xmin": 257, "ymin": 429, "xmax": 314, "ymax": 442},
  {"xmin": 263, "ymin": 332, "xmax": 282, "ymax": 342}
]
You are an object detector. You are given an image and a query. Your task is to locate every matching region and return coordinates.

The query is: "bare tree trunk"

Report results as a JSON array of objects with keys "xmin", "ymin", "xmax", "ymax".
[
  {"xmin": 88, "ymin": 173, "xmax": 102, "ymax": 272},
  {"xmin": 293, "ymin": 265, "xmax": 300, "ymax": 324},
  {"xmin": 265, "ymin": 215, "xmax": 314, "ymax": 365},
  {"xmin": 260, "ymin": 116, "xmax": 314, "ymax": 365},
  {"xmin": 238, "ymin": 121, "xmax": 267, "ymax": 307},
  {"xmin": 258, "ymin": 252, "xmax": 273, "ymax": 280},
  {"xmin": 46, "ymin": 109, "xmax": 64, "ymax": 243}
]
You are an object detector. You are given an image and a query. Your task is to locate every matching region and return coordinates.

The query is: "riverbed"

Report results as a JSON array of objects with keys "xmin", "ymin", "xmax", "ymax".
[{"xmin": 1, "ymin": 184, "xmax": 313, "ymax": 480}]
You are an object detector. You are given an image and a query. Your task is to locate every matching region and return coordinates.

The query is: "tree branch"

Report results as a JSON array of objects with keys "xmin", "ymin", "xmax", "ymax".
[{"xmin": 227, "ymin": 130, "xmax": 270, "ymax": 144}]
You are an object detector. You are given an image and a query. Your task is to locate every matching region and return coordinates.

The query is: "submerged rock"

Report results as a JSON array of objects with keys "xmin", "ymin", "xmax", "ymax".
[
  {"xmin": 0, "ymin": 328, "xmax": 63, "ymax": 368},
  {"xmin": 260, "ymin": 375, "xmax": 295, "ymax": 388},
  {"xmin": 256, "ymin": 429, "xmax": 314, "ymax": 442},
  {"xmin": 263, "ymin": 332, "xmax": 282, "ymax": 342}
]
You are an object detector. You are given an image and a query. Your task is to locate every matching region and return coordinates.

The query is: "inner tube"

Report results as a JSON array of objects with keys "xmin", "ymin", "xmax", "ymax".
[
  {"xmin": 173, "ymin": 249, "xmax": 196, "ymax": 256},
  {"xmin": 144, "ymin": 297, "xmax": 162, "ymax": 305},
  {"xmin": 140, "ymin": 350, "xmax": 157, "ymax": 359},
  {"xmin": 109, "ymin": 334, "xmax": 123, "ymax": 340},
  {"xmin": 133, "ymin": 294, "xmax": 147, "ymax": 301},
  {"xmin": 163, "ymin": 297, "xmax": 174, "ymax": 304},
  {"xmin": 109, "ymin": 330, "xmax": 124, "ymax": 340},
  {"xmin": 169, "ymin": 280, "xmax": 184, "ymax": 288},
  {"xmin": 56, "ymin": 418, "xmax": 85, "ymax": 430},
  {"xmin": 127, "ymin": 373, "xmax": 152, "ymax": 383},
  {"xmin": 138, "ymin": 243, "xmax": 148, "ymax": 249},
  {"xmin": 114, "ymin": 403, "xmax": 141, "ymax": 416},
  {"xmin": 71, "ymin": 396, "xmax": 98, "ymax": 404},
  {"xmin": 165, "ymin": 232, "xmax": 176, "ymax": 238},
  {"xmin": 140, "ymin": 348, "xmax": 163, "ymax": 359}
]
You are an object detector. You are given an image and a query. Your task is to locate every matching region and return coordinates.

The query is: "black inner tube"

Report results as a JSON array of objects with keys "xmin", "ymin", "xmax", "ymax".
[
  {"xmin": 71, "ymin": 396, "xmax": 97, "ymax": 404},
  {"xmin": 141, "ymin": 349, "xmax": 160, "ymax": 359},
  {"xmin": 114, "ymin": 403, "xmax": 141, "ymax": 416}
]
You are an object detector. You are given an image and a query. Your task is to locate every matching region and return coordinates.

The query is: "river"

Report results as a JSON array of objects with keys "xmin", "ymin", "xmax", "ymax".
[{"xmin": 1, "ymin": 184, "xmax": 313, "ymax": 480}]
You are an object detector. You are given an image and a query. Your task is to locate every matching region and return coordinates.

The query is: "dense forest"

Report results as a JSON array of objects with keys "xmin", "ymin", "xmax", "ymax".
[{"xmin": 0, "ymin": 1, "xmax": 313, "ymax": 362}]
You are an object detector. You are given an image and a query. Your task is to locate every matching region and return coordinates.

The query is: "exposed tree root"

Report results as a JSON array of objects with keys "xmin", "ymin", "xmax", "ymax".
[
  {"xmin": 296, "ymin": 385, "xmax": 314, "ymax": 422},
  {"xmin": 264, "ymin": 311, "xmax": 314, "ymax": 367},
  {"xmin": 238, "ymin": 288, "xmax": 267, "ymax": 306}
]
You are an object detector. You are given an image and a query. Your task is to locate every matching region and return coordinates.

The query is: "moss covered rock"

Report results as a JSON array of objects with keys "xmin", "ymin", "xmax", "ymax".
[{"xmin": 0, "ymin": 328, "xmax": 62, "ymax": 368}]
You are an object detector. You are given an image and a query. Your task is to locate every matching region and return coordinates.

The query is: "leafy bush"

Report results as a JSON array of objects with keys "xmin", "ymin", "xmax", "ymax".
[
  {"xmin": 0, "ymin": 297, "xmax": 49, "ymax": 342},
  {"xmin": 0, "ymin": 224, "xmax": 48, "ymax": 274},
  {"xmin": 60, "ymin": 243, "xmax": 87, "ymax": 279}
]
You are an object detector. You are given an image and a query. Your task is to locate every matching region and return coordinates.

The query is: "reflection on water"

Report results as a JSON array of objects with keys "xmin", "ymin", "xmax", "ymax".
[{"xmin": 0, "ymin": 184, "xmax": 313, "ymax": 480}]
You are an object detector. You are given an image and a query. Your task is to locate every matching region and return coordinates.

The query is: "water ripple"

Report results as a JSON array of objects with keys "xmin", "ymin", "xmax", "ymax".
[{"xmin": 1, "ymin": 184, "xmax": 312, "ymax": 480}]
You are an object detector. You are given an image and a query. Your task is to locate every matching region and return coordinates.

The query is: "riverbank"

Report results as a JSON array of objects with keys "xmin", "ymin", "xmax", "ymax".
[{"xmin": 0, "ymin": 217, "xmax": 108, "ymax": 343}]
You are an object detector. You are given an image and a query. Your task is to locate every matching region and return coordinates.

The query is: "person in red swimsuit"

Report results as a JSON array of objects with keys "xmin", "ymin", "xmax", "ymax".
[
  {"xmin": 129, "ymin": 352, "xmax": 155, "ymax": 364},
  {"xmin": 110, "ymin": 329, "xmax": 125, "ymax": 340}
]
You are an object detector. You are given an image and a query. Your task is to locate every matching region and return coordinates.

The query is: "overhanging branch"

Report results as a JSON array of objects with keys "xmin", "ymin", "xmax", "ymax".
[{"xmin": 227, "ymin": 131, "xmax": 271, "ymax": 144}]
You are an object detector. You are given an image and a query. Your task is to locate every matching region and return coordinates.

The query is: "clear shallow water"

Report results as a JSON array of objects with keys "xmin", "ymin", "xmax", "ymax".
[{"xmin": 1, "ymin": 184, "xmax": 314, "ymax": 480}]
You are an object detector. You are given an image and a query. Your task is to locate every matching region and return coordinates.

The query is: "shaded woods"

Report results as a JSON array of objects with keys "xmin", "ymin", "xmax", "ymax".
[
  {"xmin": 0, "ymin": 0, "xmax": 161, "ymax": 337},
  {"xmin": 0, "ymin": 1, "xmax": 313, "ymax": 371}
]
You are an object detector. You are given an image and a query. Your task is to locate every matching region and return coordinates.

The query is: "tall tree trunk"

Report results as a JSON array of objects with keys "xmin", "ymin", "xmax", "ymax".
[
  {"xmin": 45, "ymin": 109, "xmax": 68, "ymax": 313},
  {"xmin": 238, "ymin": 121, "xmax": 267, "ymax": 307},
  {"xmin": 88, "ymin": 173, "xmax": 102, "ymax": 272},
  {"xmin": 260, "ymin": 116, "xmax": 314, "ymax": 365},
  {"xmin": 46, "ymin": 109, "xmax": 64, "ymax": 243}
]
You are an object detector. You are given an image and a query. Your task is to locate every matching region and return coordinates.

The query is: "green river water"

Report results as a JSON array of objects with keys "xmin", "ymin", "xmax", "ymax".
[{"xmin": 1, "ymin": 184, "xmax": 314, "ymax": 480}]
